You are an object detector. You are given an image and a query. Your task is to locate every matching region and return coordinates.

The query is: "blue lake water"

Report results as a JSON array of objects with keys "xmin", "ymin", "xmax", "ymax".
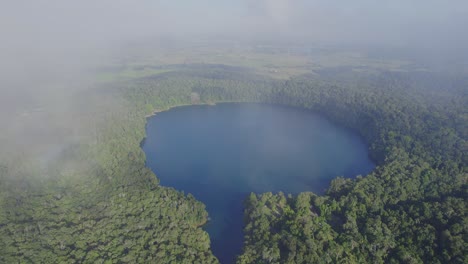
[{"xmin": 142, "ymin": 103, "xmax": 375, "ymax": 263}]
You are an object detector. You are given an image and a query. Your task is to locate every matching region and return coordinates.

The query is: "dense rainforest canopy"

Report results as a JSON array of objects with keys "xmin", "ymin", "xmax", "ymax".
[{"xmin": 0, "ymin": 64, "xmax": 466, "ymax": 263}]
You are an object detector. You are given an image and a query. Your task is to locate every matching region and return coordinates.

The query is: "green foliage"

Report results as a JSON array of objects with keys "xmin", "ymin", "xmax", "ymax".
[
  {"xmin": 236, "ymin": 72, "xmax": 467, "ymax": 264},
  {"xmin": 0, "ymin": 65, "xmax": 466, "ymax": 263}
]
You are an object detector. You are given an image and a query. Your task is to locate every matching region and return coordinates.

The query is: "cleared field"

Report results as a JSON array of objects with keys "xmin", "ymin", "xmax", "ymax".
[{"xmin": 95, "ymin": 44, "xmax": 415, "ymax": 82}]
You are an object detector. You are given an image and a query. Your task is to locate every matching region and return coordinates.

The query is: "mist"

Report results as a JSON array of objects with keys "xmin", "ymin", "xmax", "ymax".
[
  {"xmin": 2, "ymin": 1, "xmax": 467, "ymax": 74},
  {"xmin": 1, "ymin": 0, "xmax": 467, "ymax": 162}
]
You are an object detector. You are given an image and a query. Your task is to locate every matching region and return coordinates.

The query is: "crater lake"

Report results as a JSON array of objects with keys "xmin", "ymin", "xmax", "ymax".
[{"xmin": 142, "ymin": 103, "xmax": 375, "ymax": 263}]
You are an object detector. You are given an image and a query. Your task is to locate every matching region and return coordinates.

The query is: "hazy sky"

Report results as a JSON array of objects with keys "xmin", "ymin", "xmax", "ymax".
[
  {"xmin": 1, "ymin": 0, "xmax": 467, "ymax": 89},
  {"xmin": 2, "ymin": 1, "xmax": 467, "ymax": 48}
]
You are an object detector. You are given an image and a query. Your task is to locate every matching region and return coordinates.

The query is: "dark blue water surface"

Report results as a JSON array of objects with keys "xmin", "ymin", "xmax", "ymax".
[{"xmin": 142, "ymin": 103, "xmax": 375, "ymax": 263}]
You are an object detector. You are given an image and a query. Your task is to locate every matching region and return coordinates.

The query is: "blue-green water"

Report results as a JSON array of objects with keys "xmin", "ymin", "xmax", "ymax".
[{"xmin": 142, "ymin": 103, "xmax": 375, "ymax": 263}]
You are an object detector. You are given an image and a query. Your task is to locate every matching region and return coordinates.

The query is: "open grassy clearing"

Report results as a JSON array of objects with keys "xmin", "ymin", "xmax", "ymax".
[{"xmin": 95, "ymin": 44, "xmax": 416, "ymax": 82}]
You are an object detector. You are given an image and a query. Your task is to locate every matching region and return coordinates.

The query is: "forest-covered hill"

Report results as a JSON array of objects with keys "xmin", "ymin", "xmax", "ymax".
[{"xmin": 0, "ymin": 65, "xmax": 466, "ymax": 263}]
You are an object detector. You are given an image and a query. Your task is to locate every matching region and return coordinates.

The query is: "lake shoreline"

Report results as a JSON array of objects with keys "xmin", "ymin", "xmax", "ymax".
[{"xmin": 144, "ymin": 102, "xmax": 218, "ymax": 118}]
